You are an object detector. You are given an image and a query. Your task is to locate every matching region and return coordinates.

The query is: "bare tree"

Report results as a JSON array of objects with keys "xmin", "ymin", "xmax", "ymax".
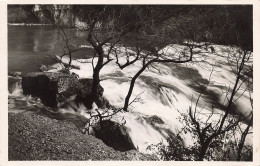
[
  {"xmin": 162, "ymin": 6, "xmax": 253, "ymax": 160},
  {"xmin": 236, "ymin": 84, "xmax": 253, "ymax": 161},
  {"xmin": 71, "ymin": 5, "xmax": 187, "ymax": 109},
  {"xmin": 113, "ymin": 6, "xmax": 218, "ymax": 111},
  {"xmin": 62, "ymin": 5, "xmax": 227, "ymax": 112},
  {"xmin": 176, "ymin": 46, "xmax": 253, "ymax": 161},
  {"xmin": 237, "ymin": 112, "xmax": 253, "ymax": 161},
  {"xmin": 115, "ymin": 44, "xmax": 194, "ymax": 111}
]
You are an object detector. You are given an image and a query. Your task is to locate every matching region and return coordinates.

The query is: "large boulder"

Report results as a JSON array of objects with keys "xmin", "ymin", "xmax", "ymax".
[
  {"xmin": 22, "ymin": 72, "xmax": 107, "ymax": 108},
  {"xmin": 76, "ymin": 78, "xmax": 108, "ymax": 109},
  {"xmin": 22, "ymin": 72, "xmax": 79, "ymax": 108},
  {"xmin": 77, "ymin": 79, "xmax": 104, "ymax": 97},
  {"xmin": 92, "ymin": 120, "xmax": 136, "ymax": 152}
]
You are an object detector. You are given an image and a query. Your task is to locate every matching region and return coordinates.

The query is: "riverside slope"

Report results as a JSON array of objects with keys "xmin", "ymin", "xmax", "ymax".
[{"xmin": 8, "ymin": 113, "xmax": 157, "ymax": 160}]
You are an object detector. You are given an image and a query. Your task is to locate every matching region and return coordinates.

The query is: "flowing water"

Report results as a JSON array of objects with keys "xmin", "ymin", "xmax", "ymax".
[{"xmin": 8, "ymin": 26, "xmax": 253, "ymax": 155}]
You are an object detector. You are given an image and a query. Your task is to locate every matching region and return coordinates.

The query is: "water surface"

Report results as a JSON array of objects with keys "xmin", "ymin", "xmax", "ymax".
[{"xmin": 8, "ymin": 25, "xmax": 92, "ymax": 75}]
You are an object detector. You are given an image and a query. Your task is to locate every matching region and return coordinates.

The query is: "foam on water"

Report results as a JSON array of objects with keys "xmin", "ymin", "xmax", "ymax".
[{"xmin": 9, "ymin": 44, "xmax": 253, "ymax": 154}]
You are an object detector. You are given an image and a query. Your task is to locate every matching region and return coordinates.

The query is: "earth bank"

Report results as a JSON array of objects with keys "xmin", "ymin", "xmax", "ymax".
[{"xmin": 8, "ymin": 113, "xmax": 158, "ymax": 160}]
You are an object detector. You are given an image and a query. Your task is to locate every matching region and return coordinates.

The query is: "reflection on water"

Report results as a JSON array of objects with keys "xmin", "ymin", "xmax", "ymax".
[{"xmin": 8, "ymin": 25, "xmax": 92, "ymax": 75}]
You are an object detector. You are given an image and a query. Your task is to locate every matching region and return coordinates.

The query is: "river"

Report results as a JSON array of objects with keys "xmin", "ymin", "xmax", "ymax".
[
  {"xmin": 8, "ymin": 25, "xmax": 92, "ymax": 75},
  {"xmin": 8, "ymin": 26, "xmax": 253, "ymax": 155}
]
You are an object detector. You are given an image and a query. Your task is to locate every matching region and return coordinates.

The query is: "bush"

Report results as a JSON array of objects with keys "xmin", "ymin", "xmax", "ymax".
[
  {"xmin": 149, "ymin": 135, "xmax": 252, "ymax": 161},
  {"xmin": 147, "ymin": 135, "xmax": 198, "ymax": 161},
  {"xmin": 8, "ymin": 7, "xmax": 28, "ymax": 23},
  {"xmin": 8, "ymin": 6, "xmax": 40, "ymax": 24}
]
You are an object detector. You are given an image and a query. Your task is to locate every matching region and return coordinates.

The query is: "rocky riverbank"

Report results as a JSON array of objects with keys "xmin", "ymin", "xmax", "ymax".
[{"xmin": 8, "ymin": 113, "xmax": 158, "ymax": 160}]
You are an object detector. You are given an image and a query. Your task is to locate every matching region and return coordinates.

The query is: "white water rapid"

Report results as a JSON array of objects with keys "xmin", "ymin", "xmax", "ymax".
[{"xmin": 8, "ymin": 44, "xmax": 253, "ymax": 154}]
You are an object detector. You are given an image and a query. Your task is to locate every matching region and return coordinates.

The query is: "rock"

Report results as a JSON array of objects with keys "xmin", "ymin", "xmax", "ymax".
[
  {"xmin": 21, "ymin": 72, "xmax": 107, "ymax": 109},
  {"xmin": 39, "ymin": 65, "xmax": 48, "ymax": 72},
  {"xmin": 22, "ymin": 71, "xmax": 109, "ymax": 109},
  {"xmin": 8, "ymin": 76, "xmax": 22, "ymax": 94},
  {"xmin": 209, "ymin": 46, "xmax": 215, "ymax": 53},
  {"xmin": 52, "ymin": 63, "xmax": 65, "ymax": 70},
  {"xmin": 92, "ymin": 120, "xmax": 136, "ymax": 152},
  {"xmin": 76, "ymin": 78, "xmax": 106, "ymax": 108},
  {"xmin": 146, "ymin": 115, "xmax": 164, "ymax": 125},
  {"xmin": 22, "ymin": 72, "xmax": 79, "ymax": 108},
  {"xmin": 40, "ymin": 63, "xmax": 65, "ymax": 72},
  {"xmin": 98, "ymin": 97, "xmax": 113, "ymax": 109},
  {"xmin": 77, "ymin": 79, "xmax": 104, "ymax": 97},
  {"xmin": 8, "ymin": 97, "xmax": 14, "ymax": 105},
  {"xmin": 9, "ymin": 71, "xmax": 22, "ymax": 77},
  {"xmin": 60, "ymin": 68, "xmax": 70, "ymax": 74}
]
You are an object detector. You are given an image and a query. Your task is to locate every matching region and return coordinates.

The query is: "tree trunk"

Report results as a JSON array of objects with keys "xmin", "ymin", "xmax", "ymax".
[
  {"xmin": 88, "ymin": 51, "xmax": 104, "ymax": 108},
  {"xmin": 87, "ymin": 31, "xmax": 104, "ymax": 108},
  {"xmin": 123, "ymin": 62, "xmax": 151, "ymax": 111},
  {"xmin": 123, "ymin": 76, "xmax": 137, "ymax": 111},
  {"xmin": 198, "ymin": 143, "xmax": 209, "ymax": 161},
  {"xmin": 90, "ymin": 65, "xmax": 102, "ymax": 107},
  {"xmin": 237, "ymin": 114, "xmax": 253, "ymax": 161}
]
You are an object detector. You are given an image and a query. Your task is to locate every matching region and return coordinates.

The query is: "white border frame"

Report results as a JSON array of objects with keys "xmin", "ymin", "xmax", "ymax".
[{"xmin": 1, "ymin": 1, "xmax": 259, "ymax": 166}]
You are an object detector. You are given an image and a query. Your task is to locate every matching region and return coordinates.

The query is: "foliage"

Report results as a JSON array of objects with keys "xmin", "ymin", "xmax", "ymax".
[
  {"xmin": 152, "ymin": 46, "xmax": 253, "ymax": 161},
  {"xmin": 8, "ymin": 5, "xmax": 39, "ymax": 23},
  {"xmin": 147, "ymin": 136, "xmax": 198, "ymax": 161},
  {"xmin": 8, "ymin": 7, "xmax": 28, "ymax": 23},
  {"xmin": 151, "ymin": 133, "xmax": 253, "ymax": 161}
]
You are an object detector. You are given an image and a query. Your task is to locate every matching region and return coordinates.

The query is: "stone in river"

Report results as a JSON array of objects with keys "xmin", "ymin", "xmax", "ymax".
[{"xmin": 22, "ymin": 72, "xmax": 79, "ymax": 108}]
